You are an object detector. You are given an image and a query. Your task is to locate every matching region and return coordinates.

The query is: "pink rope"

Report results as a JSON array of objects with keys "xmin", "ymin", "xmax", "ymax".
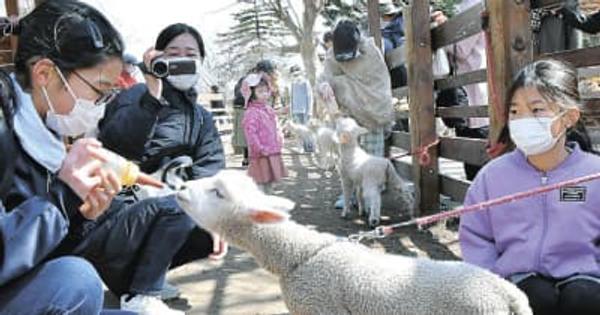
[
  {"xmin": 390, "ymin": 139, "xmax": 440, "ymax": 166},
  {"xmin": 381, "ymin": 171, "xmax": 600, "ymax": 235}
]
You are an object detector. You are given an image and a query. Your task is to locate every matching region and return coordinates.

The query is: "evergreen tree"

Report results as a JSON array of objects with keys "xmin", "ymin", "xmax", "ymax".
[
  {"xmin": 217, "ymin": 3, "xmax": 293, "ymax": 68},
  {"xmin": 322, "ymin": 0, "xmax": 367, "ymax": 27}
]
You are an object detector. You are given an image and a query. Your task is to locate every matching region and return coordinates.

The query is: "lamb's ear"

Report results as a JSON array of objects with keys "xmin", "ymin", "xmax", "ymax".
[
  {"xmin": 246, "ymin": 195, "xmax": 294, "ymax": 224},
  {"xmin": 334, "ymin": 131, "xmax": 351, "ymax": 144},
  {"xmin": 248, "ymin": 208, "xmax": 290, "ymax": 224}
]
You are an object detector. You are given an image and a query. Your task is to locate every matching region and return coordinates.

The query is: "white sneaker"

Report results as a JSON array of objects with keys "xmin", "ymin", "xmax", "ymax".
[{"xmin": 120, "ymin": 294, "xmax": 185, "ymax": 315}]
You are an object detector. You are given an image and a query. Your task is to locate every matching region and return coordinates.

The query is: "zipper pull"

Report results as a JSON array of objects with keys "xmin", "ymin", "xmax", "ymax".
[
  {"xmin": 541, "ymin": 173, "xmax": 548, "ymax": 185},
  {"xmin": 46, "ymin": 171, "xmax": 52, "ymax": 193}
]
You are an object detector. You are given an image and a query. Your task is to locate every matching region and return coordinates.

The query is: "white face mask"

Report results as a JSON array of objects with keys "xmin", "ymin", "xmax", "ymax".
[
  {"xmin": 167, "ymin": 73, "xmax": 200, "ymax": 91},
  {"xmin": 43, "ymin": 67, "xmax": 107, "ymax": 137},
  {"xmin": 166, "ymin": 58, "xmax": 202, "ymax": 91},
  {"xmin": 509, "ymin": 115, "xmax": 565, "ymax": 156}
]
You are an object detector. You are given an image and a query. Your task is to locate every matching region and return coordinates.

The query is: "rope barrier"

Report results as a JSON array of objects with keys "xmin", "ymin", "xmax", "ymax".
[
  {"xmin": 389, "ymin": 139, "xmax": 440, "ymax": 166},
  {"xmin": 349, "ymin": 171, "xmax": 600, "ymax": 243}
]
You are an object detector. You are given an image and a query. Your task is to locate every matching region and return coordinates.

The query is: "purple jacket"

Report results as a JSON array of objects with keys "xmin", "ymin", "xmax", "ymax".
[{"xmin": 459, "ymin": 144, "xmax": 600, "ymax": 279}]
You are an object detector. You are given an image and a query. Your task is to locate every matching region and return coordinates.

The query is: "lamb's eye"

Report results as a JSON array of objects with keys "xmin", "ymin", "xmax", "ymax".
[{"xmin": 210, "ymin": 188, "xmax": 224, "ymax": 199}]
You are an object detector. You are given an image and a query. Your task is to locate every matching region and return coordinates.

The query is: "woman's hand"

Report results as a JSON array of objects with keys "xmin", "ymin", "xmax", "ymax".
[
  {"xmin": 318, "ymin": 82, "xmax": 335, "ymax": 103},
  {"xmin": 431, "ymin": 11, "xmax": 448, "ymax": 25},
  {"xmin": 58, "ymin": 138, "xmax": 121, "ymax": 219},
  {"xmin": 142, "ymin": 47, "xmax": 164, "ymax": 100},
  {"xmin": 79, "ymin": 167, "xmax": 121, "ymax": 219}
]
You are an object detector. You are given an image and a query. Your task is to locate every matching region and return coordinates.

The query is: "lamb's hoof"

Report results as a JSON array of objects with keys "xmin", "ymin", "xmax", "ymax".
[{"xmin": 341, "ymin": 211, "xmax": 351, "ymax": 220}]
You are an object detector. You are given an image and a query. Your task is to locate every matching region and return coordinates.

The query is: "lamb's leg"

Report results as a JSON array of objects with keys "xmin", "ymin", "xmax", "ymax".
[
  {"xmin": 356, "ymin": 185, "xmax": 364, "ymax": 217},
  {"xmin": 368, "ymin": 191, "xmax": 382, "ymax": 228},
  {"xmin": 340, "ymin": 176, "xmax": 354, "ymax": 219}
]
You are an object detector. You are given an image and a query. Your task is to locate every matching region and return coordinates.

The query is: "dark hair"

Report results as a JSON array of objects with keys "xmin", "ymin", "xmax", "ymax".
[
  {"xmin": 0, "ymin": 71, "xmax": 16, "ymax": 126},
  {"xmin": 255, "ymin": 59, "xmax": 276, "ymax": 74},
  {"xmin": 498, "ymin": 59, "xmax": 595, "ymax": 153},
  {"xmin": 1, "ymin": 0, "xmax": 123, "ymax": 126},
  {"xmin": 332, "ymin": 20, "xmax": 360, "ymax": 61},
  {"xmin": 13, "ymin": 0, "xmax": 124, "ymax": 89},
  {"xmin": 155, "ymin": 23, "xmax": 205, "ymax": 59}
]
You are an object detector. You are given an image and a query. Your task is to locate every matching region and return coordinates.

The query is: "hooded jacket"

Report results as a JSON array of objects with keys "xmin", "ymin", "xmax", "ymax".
[
  {"xmin": 242, "ymin": 100, "xmax": 283, "ymax": 158},
  {"xmin": 460, "ymin": 143, "xmax": 600, "ymax": 279},
  {"xmin": 320, "ymin": 37, "xmax": 395, "ymax": 130},
  {"xmin": 0, "ymin": 77, "xmax": 86, "ymax": 286}
]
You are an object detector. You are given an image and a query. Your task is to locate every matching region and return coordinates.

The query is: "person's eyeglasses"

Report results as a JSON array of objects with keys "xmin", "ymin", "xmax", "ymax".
[{"xmin": 72, "ymin": 71, "xmax": 120, "ymax": 105}]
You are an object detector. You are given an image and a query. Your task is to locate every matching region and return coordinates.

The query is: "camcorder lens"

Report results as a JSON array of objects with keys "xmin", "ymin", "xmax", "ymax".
[{"xmin": 151, "ymin": 59, "xmax": 170, "ymax": 78}]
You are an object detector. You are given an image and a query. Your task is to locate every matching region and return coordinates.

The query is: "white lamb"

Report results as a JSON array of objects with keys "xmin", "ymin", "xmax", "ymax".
[
  {"xmin": 335, "ymin": 117, "xmax": 413, "ymax": 227},
  {"xmin": 315, "ymin": 125, "xmax": 338, "ymax": 170},
  {"xmin": 283, "ymin": 119, "xmax": 317, "ymax": 151},
  {"xmin": 175, "ymin": 170, "xmax": 532, "ymax": 315}
]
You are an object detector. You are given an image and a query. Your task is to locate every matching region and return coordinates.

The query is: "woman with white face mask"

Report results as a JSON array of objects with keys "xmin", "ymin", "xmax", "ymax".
[
  {"xmin": 97, "ymin": 23, "xmax": 226, "ymax": 313},
  {"xmin": 459, "ymin": 59, "xmax": 600, "ymax": 315},
  {"xmin": 0, "ymin": 1, "xmax": 134, "ymax": 314}
]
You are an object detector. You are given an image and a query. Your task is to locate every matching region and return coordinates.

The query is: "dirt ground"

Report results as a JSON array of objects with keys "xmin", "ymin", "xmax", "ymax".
[{"xmin": 106, "ymin": 136, "xmax": 462, "ymax": 314}]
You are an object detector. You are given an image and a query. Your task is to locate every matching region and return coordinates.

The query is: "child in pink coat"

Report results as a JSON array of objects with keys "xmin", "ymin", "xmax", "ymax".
[{"xmin": 241, "ymin": 73, "xmax": 287, "ymax": 191}]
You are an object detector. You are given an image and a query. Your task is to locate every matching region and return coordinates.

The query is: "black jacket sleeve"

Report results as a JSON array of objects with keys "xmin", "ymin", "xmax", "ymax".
[
  {"xmin": 189, "ymin": 109, "xmax": 226, "ymax": 179},
  {"xmin": 560, "ymin": 7, "xmax": 600, "ymax": 34},
  {"xmin": 98, "ymin": 84, "xmax": 163, "ymax": 161}
]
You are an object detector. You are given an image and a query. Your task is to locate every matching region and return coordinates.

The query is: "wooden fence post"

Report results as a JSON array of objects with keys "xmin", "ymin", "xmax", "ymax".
[
  {"xmin": 486, "ymin": 0, "xmax": 533, "ymax": 145},
  {"xmin": 367, "ymin": 0, "xmax": 382, "ymax": 51},
  {"xmin": 405, "ymin": 2, "xmax": 438, "ymax": 216},
  {"xmin": 1, "ymin": 0, "xmax": 19, "ymax": 67}
]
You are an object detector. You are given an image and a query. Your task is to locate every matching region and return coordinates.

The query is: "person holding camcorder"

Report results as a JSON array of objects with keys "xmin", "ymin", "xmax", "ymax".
[{"xmin": 97, "ymin": 23, "xmax": 226, "ymax": 314}]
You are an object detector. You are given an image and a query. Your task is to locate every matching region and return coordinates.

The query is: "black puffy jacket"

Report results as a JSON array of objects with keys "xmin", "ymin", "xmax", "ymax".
[
  {"xmin": 99, "ymin": 82, "xmax": 225, "ymax": 180},
  {"xmin": 0, "ymin": 73, "xmax": 95, "ymax": 286}
]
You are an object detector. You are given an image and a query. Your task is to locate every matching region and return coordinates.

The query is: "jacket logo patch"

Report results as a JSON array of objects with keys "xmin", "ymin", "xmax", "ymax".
[{"xmin": 560, "ymin": 186, "xmax": 586, "ymax": 202}]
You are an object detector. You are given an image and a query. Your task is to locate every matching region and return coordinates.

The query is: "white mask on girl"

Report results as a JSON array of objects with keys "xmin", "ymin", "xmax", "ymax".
[
  {"xmin": 509, "ymin": 114, "xmax": 565, "ymax": 156},
  {"xmin": 43, "ymin": 67, "xmax": 107, "ymax": 137}
]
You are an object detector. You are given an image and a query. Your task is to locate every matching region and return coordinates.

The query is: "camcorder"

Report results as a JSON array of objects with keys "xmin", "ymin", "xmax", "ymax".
[{"xmin": 139, "ymin": 57, "xmax": 198, "ymax": 78}]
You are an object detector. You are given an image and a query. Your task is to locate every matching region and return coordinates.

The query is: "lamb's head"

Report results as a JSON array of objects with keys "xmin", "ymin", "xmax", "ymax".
[
  {"xmin": 176, "ymin": 170, "xmax": 296, "ymax": 232},
  {"xmin": 334, "ymin": 117, "xmax": 368, "ymax": 146}
]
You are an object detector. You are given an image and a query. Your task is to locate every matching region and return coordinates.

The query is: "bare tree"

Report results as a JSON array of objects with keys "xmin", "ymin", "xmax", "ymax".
[{"xmin": 264, "ymin": 0, "xmax": 326, "ymax": 86}]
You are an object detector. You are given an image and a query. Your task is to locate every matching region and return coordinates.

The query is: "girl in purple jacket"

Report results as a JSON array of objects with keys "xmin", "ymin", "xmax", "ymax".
[{"xmin": 459, "ymin": 59, "xmax": 600, "ymax": 315}]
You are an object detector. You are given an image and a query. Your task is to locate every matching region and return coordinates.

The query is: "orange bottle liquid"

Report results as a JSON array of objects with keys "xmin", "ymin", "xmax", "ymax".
[{"xmin": 102, "ymin": 149, "xmax": 163, "ymax": 188}]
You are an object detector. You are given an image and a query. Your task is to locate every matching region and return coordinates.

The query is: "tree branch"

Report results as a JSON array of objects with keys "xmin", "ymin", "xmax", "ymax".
[
  {"xmin": 286, "ymin": 0, "xmax": 303, "ymax": 32},
  {"xmin": 265, "ymin": 0, "xmax": 303, "ymax": 40},
  {"xmin": 280, "ymin": 44, "xmax": 300, "ymax": 54}
]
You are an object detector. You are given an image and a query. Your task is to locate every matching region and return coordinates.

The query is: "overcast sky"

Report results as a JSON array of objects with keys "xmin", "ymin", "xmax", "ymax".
[{"xmin": 81, "ymin": 0, "xmax": 241, "ymax": 58}]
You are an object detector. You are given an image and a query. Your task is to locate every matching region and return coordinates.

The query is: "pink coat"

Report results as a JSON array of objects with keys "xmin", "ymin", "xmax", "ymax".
[{"xmin": 242, "ymin": 101, "xmax": 283, "ymax": 158}]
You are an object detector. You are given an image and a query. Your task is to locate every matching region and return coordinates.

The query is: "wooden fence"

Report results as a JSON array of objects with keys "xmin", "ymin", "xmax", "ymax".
[
  {"xmin": 367, "ymin": 0, "xmax": 600, "ymax": 217},
  {"xmin": 4, "ymin": 0, "xmax": 600, "ymax": 217}
]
